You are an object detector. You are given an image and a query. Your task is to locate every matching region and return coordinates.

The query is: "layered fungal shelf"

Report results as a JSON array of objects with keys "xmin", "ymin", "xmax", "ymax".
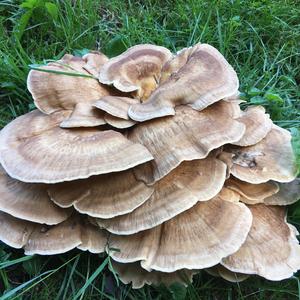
[{"xmin": 0, "ymin": 43, "xmax": 299, "ymax": 288}]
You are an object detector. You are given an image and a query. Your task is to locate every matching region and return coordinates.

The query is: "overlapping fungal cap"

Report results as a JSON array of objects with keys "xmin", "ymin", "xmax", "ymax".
[
  {"xmin": 98, "ymin": 44, "xmax": 172, "ymax": 100},
  {"xmin": 129, "ymin": 101, "xmax": 245, "ymax": 184},
  {"xmin": 96, "ymin": 155, "xmax": 227, "ymax": 234},
  {"xmin": 111, "ymin": 261, "xmax": 196, "ymax": 289},
  {"xmin": 222, "ymin": 205, "xmax": 300, "ymax": 280},
  {"xmin": 109, "ymin": 192, "xmax": 252, "ymax": 272},
  {"xmin": 128, "ymin": 44, "xmax": 239, "ymax": 121},
  {"xmin": 27, "ymin": 52, "xmax": 116, "ymax": 128},
  {"xmin": 0, "ymin": 42, "xmax": 300, "ymax": 289},
  {"xmin": 0, "ymin": 166, "xmax": 71, "ymax": 225},
  {"xmin": 48, "ymin": 169, "xmax": 154, "ymax": 218},
  {"xmin": 226, "ymin": 125, "xmax": 297, "ymax": 184},
  {"xmin": 94, "ymin": 96, "xmax": 138, "ymax": 128},
  {"xmin": 0, "ymin": 110, "xmax": 153, "ymax": 183}
]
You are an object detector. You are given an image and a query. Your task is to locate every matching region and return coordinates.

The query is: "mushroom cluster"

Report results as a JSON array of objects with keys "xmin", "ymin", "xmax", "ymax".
[{"xmin": 0, "ymin": 43, "xmax": 300, "ymax": 288}]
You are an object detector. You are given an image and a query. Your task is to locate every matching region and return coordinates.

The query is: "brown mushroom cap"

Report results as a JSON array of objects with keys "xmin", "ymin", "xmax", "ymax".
[
  {"xmin": 232, "ymin": 106, "xmax": 273, "ymax": 146},
  {"xmin": 0, "ymin": 110, "xmax": 153, "ymax": 183},
  {"xmin": 228, "ymin": 125, "xmax": 297, "ymax": 184},
  {"xmin": 48, "ymin": 170, "xmax": 154, "ymax": 218},
  {"xmin": 24, "ymin": 216, "xmax": 83, "ymax": 255},
  {"xmin": 104, "ymin": 114, "xmax": 136, "ymax": 129},
  {"xmin": 222, "ymin": 205, "xmax": 300, "ymax": 281},
  {"xmin": 77, "ymin": 222, "xmax": 108, "ymax": 253},
  {"xmin": 96, "ymin": 155, "xmax": 227, "ymax": 234},
  {"xmin": 225, "ymin": 177, "xmax": 279, "ymax": 205},
  {"xmin": 263, "ymin": 179, "xmax": 300, "ymax": 206},
  {"xmin": 128, "ymin": 43, "xmax": 239, "ymax": 122},
  {"xmin": 0, "ymin": 211, "xmax": 36, "ymax": 248},
  {"xmin": 94, "ymin": 96, "xmax": 138, "ymax": 128},
  {"xmin": 94, "ymin": 96, "xmax": 139, "ymax": 119},
  {"xmin": 129, "ymin": 101, "xmax": 245, "ymax": 184},
  {"xmin": 0, "ymin": 211, "xmax": 107, "ymax": 255},
  {"xmin": 27, "ymin": 54, "xmax": 111, "ymax": 115},
  {"xmin": 109, "ymin": 194, "xmax": 252, "ymax": 272},
  {"xmin": 98, "ymin": 44, "xmax": 172, "ymax": 100},
  {"xmin": 60, "ymin": 103, "xmax": 106, "ymax": 128},
  {"xmin": 0, "ymin": 166, "xmax": 71, "ymax": 225},
  {"xmin": 111, "ymin": 261, "xmax": 195, "ymax": 289},
  {"xmin": 82, "ymin": 51, "xmax": 109, "ymax": 77}
]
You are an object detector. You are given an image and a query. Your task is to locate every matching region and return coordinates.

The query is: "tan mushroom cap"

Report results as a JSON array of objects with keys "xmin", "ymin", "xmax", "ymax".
[
  {"xmin": 263, "ymin": 179, "xmax": 300, "ymax": 206},
  {"xmin": 0, "ymin": 166, "xmax": 71, "ymax": 225},
  {"xmin": 232, "ymin": 106, "xmax": 273, "ymax": 146},
  {"xmin": 0, "ymin": 110, "xmax": 153, "ymax": 183},
  {"xmin": 77, "ymin": 222, "xmax": 108, "ymax": 253},
  {"xmin": 0, "ymin": 211, "xmax": 36, "ymax": 248},
  {"xmin": 205, "ymin": 265, "xmax": 249, "ymax": 282},
  {"xmin": 48, "ymin": 170, "xmax": 154, "ymax": 218},
  {"xmin": 99, "ymin": 44, "xmax": 173, "ymax": 100},
  {"xmin": 82, "ymin": 51, "xmax": 109, "ymax": 77},
  {"xmin": 228, "ymin": 125, "xmax": 297, "ymax": 184},
  {"xmin": 129, "ymin": 101, "xmax": 245, "ymax": 184},
  {"xmin": 109, "ymin": 194, "xmax": 252, "ymax": 272},
  {"xmin": 60, "ymin": 103, "xmax": 106, "ymax": 128},
  {"xmin": 225, "ymin": 177, "xmax": 279, "ymax": 205},
  {"xmin": 128, "ymin": 43, "xmax": 239, "ymax": 122},
  {"xmin": 104, "ymin": 114, "xmax": 136, "ymax": 129},
  {"xmin": 96, "ymin": 156, "xmax": 227, "ymax": 234},
  {"xmin": 0, "ymin": 211, "xmax": 107, "ymax": 255},
  {"xmin": 27, "ymin": 54, "xmax": 111, "ymax": 115},
  {"xmin": 94, "ymin": 96, "xmax": 139, "ymax": 119},
  {"xmin": 94, "ymin": 96, "xmax": 138, "ymax": 128},
  {"xmin": 24, "ymin": 216, "xmax": 83, "ymax": 255},
  {"xmin": 111, "ymin": 261, "xmax": 195, "ymax": 289},
  {"xmin": 222, "ymin": 205, "xmax": 300, "ymax": 281}
]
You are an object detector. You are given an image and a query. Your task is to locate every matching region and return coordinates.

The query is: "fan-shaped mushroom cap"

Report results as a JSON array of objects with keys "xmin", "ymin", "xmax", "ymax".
[
  {"xmin": 94, "ymin": 96, "xmax": 139, "ymax": 119},
  {"xmin": 25, "ymin": 216, "xmax": 83, "ymax": 255},
  {"xmin": 222, "ymin": 205, "xmax": 300, "ymax": 281},
  {"xmin": 0, "ymin": 166, "xmax": 71, "ymax": 225},
  {"xmin": 0, "ymin": 110, "xmax": 153, "ymax": 183},
  {"xmin": 27, "ymin": 54, "xmax": 111, "ymax": 115},
  {"xmin": 82, "ymin": 51, "xmax": 109, "ymax": 77},
  {"xmin": 228, "ymin": 125, "xmax": 297, "ymax": 184},
  {"xmin": 104, "ymin": 114, "xmax": 136, "ymax": 129},
  {"xmin": 94, "ymin": 96, "xmax": 138, "ymax": 128},
  {"xmin": 263, "ymin": 179, "xmax": 300, "ymax": 206},
  {"xmin": 96, "ymin": 156, "xmax": 226, "ymax": 234},
  {"xmin": 232, "ymin": 106, "xmax": 273, "ymax": 146},
  {"xmin": 77, "ymin": 222, "xmax": 108, "ymax": 253},
  {"xmin": 98, "ymin": 44, "xmax": 172, "ymax": 100},
  {"xmin": 128, "ymin": 44, "xmax": 239, "ymax": 122},
  {"xmin": 129, "ymin": 101, "xmax": 245, "ymax": 184},
  {"xmin": 60, "ymin": 103, "xmax": 106, "ymax": 128},
  {"xmin": 109, "ymin": 194, "xmax": 252, "ymax": 272},
  {"xmin": 0, "ymin": 212, "xmax": 36, "ymax": 248},
  {"xmin": 225, "ymin": 177, "xmax": 279, "ymax": 205},
  {"xmin": 48, "ymin": 170, "xmax": 154, "ymax": 218},
  {"xmin": 111, "ymin": 261, "xmax": 195, "ymax": 289},
  {"xmin": 205, "ymin": 265, "xmax": 249, "ymax": 282}
]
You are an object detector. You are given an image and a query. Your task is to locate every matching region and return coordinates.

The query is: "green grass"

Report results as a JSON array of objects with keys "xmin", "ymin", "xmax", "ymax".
[{"xmin": 1, "ymin": 0, "xmax": 300, "ymax": 298}]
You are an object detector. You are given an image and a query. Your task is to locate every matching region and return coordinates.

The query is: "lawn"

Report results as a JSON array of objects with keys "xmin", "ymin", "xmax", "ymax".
[{"xmin": 1, "ymin": 0, "xmax": 300, "ymax": 299}]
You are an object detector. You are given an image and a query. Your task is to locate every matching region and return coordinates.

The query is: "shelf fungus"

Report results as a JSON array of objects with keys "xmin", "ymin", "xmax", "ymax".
[{"xmin": 0, "ymin": 44, "xmax": 299, "ymax": 289}]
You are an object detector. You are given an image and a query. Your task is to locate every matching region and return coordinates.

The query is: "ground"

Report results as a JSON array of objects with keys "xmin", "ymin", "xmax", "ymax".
[{"xmin": 0, "ymin": 0, "xmax": 300, "ymax": 299}]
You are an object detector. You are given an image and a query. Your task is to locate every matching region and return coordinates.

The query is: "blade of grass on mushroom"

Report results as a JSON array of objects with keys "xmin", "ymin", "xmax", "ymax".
[{"xmin": 29, "ymin": 64, "xmax": 96, "ymax": 79}]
